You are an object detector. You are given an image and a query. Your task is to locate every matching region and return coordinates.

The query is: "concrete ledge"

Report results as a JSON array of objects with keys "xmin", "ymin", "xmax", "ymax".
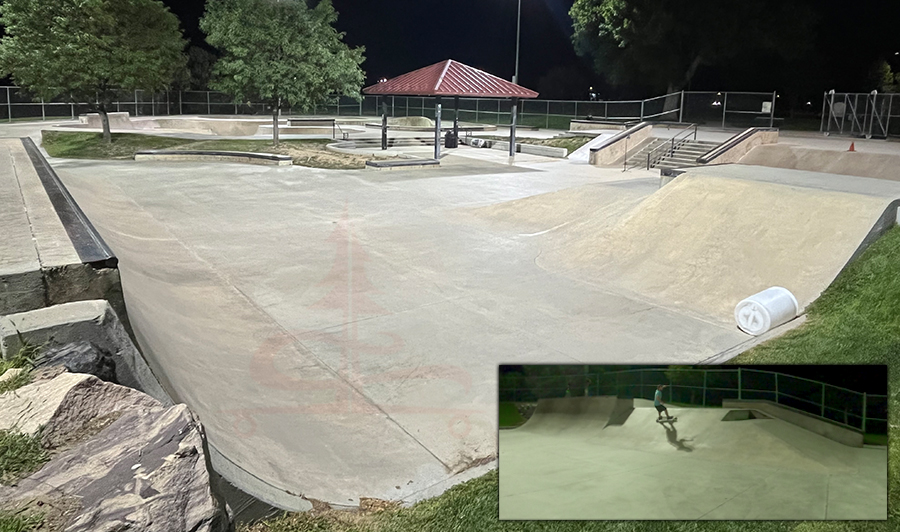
[
  {"xmin": 489, "ymin": 141, "xmax": 568, "ymax": 158},
  {"xmin": 0, "ymin": 300, "xmax": 170, "ymax": 406},
  {"xmin": 722, "ymin": 399, "xmax": 863, "ymax": 447},
  {"xmin": 569, "ymin": 120, "xmax": 630, "ymax": 131},
  {"xmin": 698, "ymin": 128, "xmax": 779, "ymax": 165},
  {"xmin": 134, "ymin": 150, "xmax": 293, "ymax": 166},
  {"xmin": 365, "ymin": 159, "xmax": 440, "ymax": 170},
  {"xmin": 590, "ymin": 122, "xmax": 653, "ymax": 166}
]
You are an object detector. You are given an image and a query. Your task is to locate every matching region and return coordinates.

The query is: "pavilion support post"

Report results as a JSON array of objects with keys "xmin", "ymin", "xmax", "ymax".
[
  {"xmin": 509, "ymin": 97, "xmax": 519, "ymax": 157},
  {"xmin": 434, "ymin": 96, "xmax": 442, "ymax": 159},
  {"xmin": 453, "ymin": 96, "xmax": 460, "ymax": 146},
  {"xmin": 381, "ymin": 97, "xmax": 388, "ymax": 150}
]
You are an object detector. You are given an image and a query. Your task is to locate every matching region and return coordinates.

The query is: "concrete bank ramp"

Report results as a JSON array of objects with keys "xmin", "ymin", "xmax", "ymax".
[
  {"xmin": 567, "ymin": 132, "xmax": 616, "ymax": 163},
  {"xmin": 536, "ymin": 165, "xmax": 900, "ymax": 324},
  {"xmin": 516, "ymin": 396, "xmax": 631, "ymax": 435},
  {"xmin": 739, "ymin": 144, "xmax": 900, "ymax": 182}
]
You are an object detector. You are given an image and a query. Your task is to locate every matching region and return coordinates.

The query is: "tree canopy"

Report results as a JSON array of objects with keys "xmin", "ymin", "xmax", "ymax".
[
  {"xmin": 200, "ymin": 0, "xmax": 365, "ymax": 144},
  {"xmin": 570, "ymin": 0, "xmax": 818, "ymax": 93},
  {"xmin": 0, "ymin": 0, "xmax": 187, "ymax": 142}
]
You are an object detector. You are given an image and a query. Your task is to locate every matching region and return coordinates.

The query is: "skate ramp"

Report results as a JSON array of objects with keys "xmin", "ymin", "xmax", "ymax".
[
  {"xmin": 537, "ymin": 169, "xmax": 898, "ymax": 324},
  {"xmin": 500, "ymin": 402, "xmax": 887, "ymax": 519},
  {"xmin": 516, "ymin": 396, "xmax": 630, "ymax": 434},
  {"xmin": 740, "ymin": 144, "xmax": 900, "ymax": 182}
]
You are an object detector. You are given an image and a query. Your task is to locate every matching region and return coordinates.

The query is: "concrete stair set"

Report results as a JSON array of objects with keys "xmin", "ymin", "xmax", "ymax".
[{"xmin": 626, "ymin": 139, "xmax": 720, "ymax": 170}]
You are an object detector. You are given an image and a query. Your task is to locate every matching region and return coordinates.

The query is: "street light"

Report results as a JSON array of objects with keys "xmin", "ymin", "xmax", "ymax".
[{"xmin": 512, "ymin": 0, "xmax": 522, "ymax": 85}]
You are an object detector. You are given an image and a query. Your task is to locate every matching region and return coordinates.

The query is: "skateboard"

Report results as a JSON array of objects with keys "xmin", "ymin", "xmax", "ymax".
[{"xmin": 656, "ymin": 417, "xmax": 677, "ymax": 423}]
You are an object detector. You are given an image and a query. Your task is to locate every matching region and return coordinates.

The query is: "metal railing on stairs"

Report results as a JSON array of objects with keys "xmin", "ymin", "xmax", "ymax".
[{"xmin": 645, "ymin": 123, "xmax": 698, "ymax": 169}]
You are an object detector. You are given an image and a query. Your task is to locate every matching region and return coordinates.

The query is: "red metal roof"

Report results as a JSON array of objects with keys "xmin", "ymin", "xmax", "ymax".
[{"xmin": 363, "ymin": 59, "xmax": 539, "ymax": 99}]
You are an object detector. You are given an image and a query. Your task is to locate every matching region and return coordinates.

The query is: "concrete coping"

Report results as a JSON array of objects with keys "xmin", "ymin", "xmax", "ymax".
[
  {"xmin": 365, "ymin": 159, "xmax": 440, "ymax": 170},
  {"xmin": 21, "ymin": 138, "xmax": 117, "ymax": 269},
  {"xmin": 133, "ymin": 150, "xmax": 293, "ymax": 166}
]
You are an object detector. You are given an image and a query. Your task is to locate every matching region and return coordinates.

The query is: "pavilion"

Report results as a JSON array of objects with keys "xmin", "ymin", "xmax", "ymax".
[{"xmin": 362, "ymin": 59, "xmax": 539, "ymax": 160}]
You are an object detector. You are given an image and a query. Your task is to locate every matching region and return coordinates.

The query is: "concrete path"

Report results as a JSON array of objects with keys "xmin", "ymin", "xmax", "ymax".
[{"xmin": 499, "ymin": 397, "xmax": 887, "ymax": 519}]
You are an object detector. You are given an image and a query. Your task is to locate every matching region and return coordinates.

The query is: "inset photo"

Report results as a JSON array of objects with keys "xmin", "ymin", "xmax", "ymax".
[{"xmin": 498, "ymin": 364, "xmax": 887, "ymax": 520}]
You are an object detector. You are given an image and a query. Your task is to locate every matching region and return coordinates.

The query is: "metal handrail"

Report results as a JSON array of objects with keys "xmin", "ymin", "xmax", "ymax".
[{"xmin": 645, "ymin": 123, "xmax": 697, "ymax": 169}]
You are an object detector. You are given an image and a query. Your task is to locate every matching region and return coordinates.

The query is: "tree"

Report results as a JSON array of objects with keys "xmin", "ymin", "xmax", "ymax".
[
  {"xmin": 201, "ymin": 0, "xmax": 365, "ymax": 146},
  {"xmin": 570, "ymin": 0, "xmax": 818, "ymax": 94},
  {"xmin": 869, "ymin": 60, "xmax": 900, "ymax": 93},
  {"xmin": 174, "ymin": 46, "xmax": 219, "ymax": 91},
  {"xmin": 0, "ymin": 0, "xmax": 187, "ymax": 143}
]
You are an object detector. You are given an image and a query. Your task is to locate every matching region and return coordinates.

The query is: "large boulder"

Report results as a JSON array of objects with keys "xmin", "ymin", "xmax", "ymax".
[
  {"xmin": 0, "ymin": 372, "xmax": 227, "ymax": 531},
  {"xmin": 1, "ymin": 404, "xmax": 226, "ymax": 532},
  {"xmin": 0, "ymin": 372, "xmax": 159, "ymax": 447},
  {"xmin": 37, "ymin": 341, "xmax": 117, "ymax": 383}
]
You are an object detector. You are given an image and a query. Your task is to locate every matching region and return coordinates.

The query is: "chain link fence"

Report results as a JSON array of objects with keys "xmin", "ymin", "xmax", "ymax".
[
  {"xmin": 821, "ymin": 90, "xmax": 900, "ymax": 139},
  {"xmin": 0, "ymin": 86, "xmax": 779, "ymax": 130},
  {"xmin": 499, "ymin": 367, "xmax": 887, "ymax": 435}
]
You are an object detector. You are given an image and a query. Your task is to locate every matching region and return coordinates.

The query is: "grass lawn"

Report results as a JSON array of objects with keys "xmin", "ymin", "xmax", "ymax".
[
  {"xmin": 0, "ymin": 430, "xmax": 48, "ymax": 486},
  {"xmin": 0, "ymin": 511, "xmax": 43, "ymax": 532},
  {"xmin": 0, "ymin": 343, "xmax": 38, "ymax": 395},
  {"xmin": 498, "ymin": 402, "xmax": 525, "ymax": 428},
  {"xmin": 242, "ymin": 224, "xmax": 899, "ymax": 531},
  {"xmin": 41, "ymin": 131, "xmax": 384, "ymax": 170},
  {"xmin": 483, "ymin": 135, "xmax": 596, "ymax": 153}
]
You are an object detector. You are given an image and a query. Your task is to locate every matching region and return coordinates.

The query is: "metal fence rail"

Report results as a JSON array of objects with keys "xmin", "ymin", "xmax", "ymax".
[
  {"xmin": 499, "ymin": 367, "xmax": 887, "ymax": 435},
  {"xmin": 0, "ymin": 86, "xmax": 779, "ymax": 130}
]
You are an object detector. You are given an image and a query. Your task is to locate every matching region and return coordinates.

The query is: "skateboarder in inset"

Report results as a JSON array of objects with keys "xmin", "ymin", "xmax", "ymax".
[{"xmin": 655, "ymin": 384, "xmax": 673, "ymax": 421}]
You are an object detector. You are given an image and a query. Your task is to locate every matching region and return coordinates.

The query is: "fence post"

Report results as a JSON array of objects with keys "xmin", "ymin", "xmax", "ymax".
[
  {"xmin": 135, "ymin": 90, "xmax": 139, "ymax": 117},
  {"xmin": 862, "ymin": 393, "xmax": 867, "ymax": 433},
  {"xmin": 821, "ymin": 383, "xmax": 825, "ymax": 418},
  {"xmin": 640, "ymin": 99, "xmax": 645, "ymax": 120},
  {"xmin": 639, "ymin": 370, "xmax": 642, "ymax": 399},
  {"xmin": 575, "ymin": 101, "xmax": 578, "ymax": 120},
  {"xmin": 702, "ymin": 370, "xmax": 707, "ymax": 407},
  {"xmin": 605, "ymin": 101, "xmax": 608, "ymax": 119},
  {"xmin": 6, "ymin": 87, "xmax": 11, "ymax": 122},
  {"xmin": 71, "ymin": 101, "xmax": 75, "ymax": 120},
  {"xmin": 721, "ymin": 92, "xmax": 727, "ymax": 128},
  {"xmin": 41, "ymin": 98, "xmax": 45, "ymax": 121},
  {"xmin": 151, "ymin": 93, "xmax": 155, "ymax": 116},
  {"xmin": 207, "ymin": 91, "xmax": 211, "ymax": 115},
  {"xmin": 546, "ymin": 101, "xmax": 550, "ymax": 129},
  {"xmin": 179, "ymin": 91, "xmax": 183, "ymax": 115},
  {"xmin": 679, "ymin": 91, "xmax": 685, "ymax": 123},
  {"xmin": 770, "ymin": 91, "xmax": 776, "ymax": 127},
  {"xmin": 738, "ymin": 367, "xmax": 741, "ymax": 400}
]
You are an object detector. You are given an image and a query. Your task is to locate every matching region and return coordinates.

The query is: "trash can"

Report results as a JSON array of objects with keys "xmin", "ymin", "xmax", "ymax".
[
  {"xmin": 734, "ymin": 286, "xmax": 799, "ymax": 336},
  {"xmin": 444, "ymin": 130, "xmax": 458, "ymax": 149}
]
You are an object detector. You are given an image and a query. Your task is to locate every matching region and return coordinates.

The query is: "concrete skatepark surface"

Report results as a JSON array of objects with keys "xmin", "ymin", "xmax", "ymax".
[
  {"xmin": 499, "ymin": 396, "xmax": 887, "ymax": 520},
  {"xmin": 2, "ymin": 119, "xmax": 897, "ymax": 511}
]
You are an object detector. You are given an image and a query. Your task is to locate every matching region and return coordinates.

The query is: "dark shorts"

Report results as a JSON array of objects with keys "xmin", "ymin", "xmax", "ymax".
[{"xmin": 655, "ymin": 404, "xmax": 666, "ymax": 412}]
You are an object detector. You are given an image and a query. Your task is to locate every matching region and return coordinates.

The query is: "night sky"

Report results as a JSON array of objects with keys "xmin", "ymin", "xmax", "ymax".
[{"xmin": 160, "ymin": 0, "xmax": 900, "ymax": 101}]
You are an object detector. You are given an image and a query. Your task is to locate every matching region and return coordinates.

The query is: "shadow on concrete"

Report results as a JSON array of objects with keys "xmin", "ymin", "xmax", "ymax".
[{"xmin": 662, "ymin": 423, "xmax": 694, "ymax": 452}]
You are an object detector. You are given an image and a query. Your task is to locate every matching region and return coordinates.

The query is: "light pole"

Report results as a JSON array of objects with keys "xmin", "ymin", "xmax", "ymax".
[{"xmin": 513, "ymin": 0, "xmax": 522, "ymax": 85}]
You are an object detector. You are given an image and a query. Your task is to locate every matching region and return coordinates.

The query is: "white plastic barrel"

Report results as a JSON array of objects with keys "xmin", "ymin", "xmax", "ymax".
[{"xmin": 734, "ymin": 287, "xmax": 799, "ymax": 336}]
